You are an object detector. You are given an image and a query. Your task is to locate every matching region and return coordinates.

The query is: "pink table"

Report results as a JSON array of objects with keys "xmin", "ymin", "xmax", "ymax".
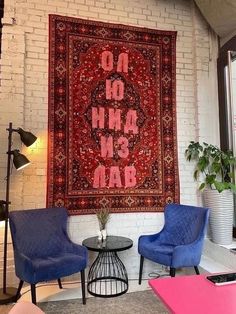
[{"xmin": 149, "ymin": 274, "xmax": 236, "ymax": 314}]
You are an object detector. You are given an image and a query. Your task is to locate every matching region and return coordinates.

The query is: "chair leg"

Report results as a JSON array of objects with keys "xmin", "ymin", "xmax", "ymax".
[
  {"xmin": 194, "ymin": 266, "xmax": 200, "ymax": 275},
  {"xmin": 81, "ymin": 270, "xmax": 86, "ymax": 305},
  {"xmin": 170, "ymin": 267, "xmax": 176, "ymax": 277},
  {"xmin": 139, "ymin": 255, "xmax": 144, "ymax": 285},
  {"xmin": 31, "ymin": 284, "xmax": 36, "ymax": 305},
  {"xmin": 15, "ymin": 280, "xmax": 24, "ymax": 301},
  {"xmin": 58, "ymin": 278, "xmax": 63, "ymax": 289}
]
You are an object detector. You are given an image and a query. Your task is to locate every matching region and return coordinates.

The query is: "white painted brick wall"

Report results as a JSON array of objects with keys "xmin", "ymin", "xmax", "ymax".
[{"xmin": 0, "ymin": 0, "xmax": 219, "ymax": 286}]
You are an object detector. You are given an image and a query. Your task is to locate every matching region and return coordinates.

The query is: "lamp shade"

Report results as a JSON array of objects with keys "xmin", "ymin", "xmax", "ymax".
[
  {"xmin": 17, "ymin": 128, "xmax": 37, "ymax": 147},
  {"xmin": 12, "ymin": 150, "xmax": 30, "ymax": 170}
]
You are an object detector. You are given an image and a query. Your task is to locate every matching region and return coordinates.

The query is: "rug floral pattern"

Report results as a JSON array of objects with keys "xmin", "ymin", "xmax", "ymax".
[{"xmin": 47, "ymin": 15, "xmax": 179, "ymax": 214}]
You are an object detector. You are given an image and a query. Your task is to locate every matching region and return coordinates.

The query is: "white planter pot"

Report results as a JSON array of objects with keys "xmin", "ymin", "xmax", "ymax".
[{"xmin": 203, "ymin": 188, "xmax": 234, "ymax": 245}]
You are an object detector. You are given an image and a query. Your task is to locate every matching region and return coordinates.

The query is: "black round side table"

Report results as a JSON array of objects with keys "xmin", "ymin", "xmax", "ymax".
[{"xmin": 82, "ymin": 235, "xmax": 133, "ymax": 298}]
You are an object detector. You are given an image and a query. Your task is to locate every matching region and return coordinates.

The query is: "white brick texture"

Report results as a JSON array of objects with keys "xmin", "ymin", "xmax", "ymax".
[{"xmin": 0, "ymin": 0, "xmax": 219, "ymax": 286}]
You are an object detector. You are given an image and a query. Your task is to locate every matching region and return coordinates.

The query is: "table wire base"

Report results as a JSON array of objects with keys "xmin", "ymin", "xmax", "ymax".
[{"xmin": 87, "ymin": 250, "xmax": 128, "ymax": 298}]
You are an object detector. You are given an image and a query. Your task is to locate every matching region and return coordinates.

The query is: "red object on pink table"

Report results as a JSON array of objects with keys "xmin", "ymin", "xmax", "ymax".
[{"xmin": 149, "ymin": 274, "xmax": 236, "ymax": 314}]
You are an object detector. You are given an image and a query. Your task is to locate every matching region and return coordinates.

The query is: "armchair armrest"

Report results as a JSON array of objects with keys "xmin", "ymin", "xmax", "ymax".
[
  {"xmin": 61, "ymin": 229, "xmax": 88, "ymax": 258},
  {"xmin": 66, "ymin": 241, "xmax": 88, "ymax": 259},
  {"xmin": 138, "ymin": 230, "xmax": 164, "ymax": 255},
  {"xmin": 14, "ymin": 250, "xmax": 35, "ymax": 282},
  {"xmin": 139, "ymin": 228, "xmax": 164, "ymax": 243},
  {"xmin": 172, "ymin": 237, "xmax": 205, "ymax": 268}
]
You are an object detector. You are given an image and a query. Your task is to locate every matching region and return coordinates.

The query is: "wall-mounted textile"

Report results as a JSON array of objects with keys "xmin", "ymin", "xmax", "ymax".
[{"xmin": 47, "ymin": 14, "xmax": 179, "ymax": 215}]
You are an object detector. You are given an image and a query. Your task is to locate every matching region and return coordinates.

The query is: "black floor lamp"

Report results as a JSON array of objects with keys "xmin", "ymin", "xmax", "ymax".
[{"xmin": 0, "ymin": 122, "xmax": 37, "ymax": 304}]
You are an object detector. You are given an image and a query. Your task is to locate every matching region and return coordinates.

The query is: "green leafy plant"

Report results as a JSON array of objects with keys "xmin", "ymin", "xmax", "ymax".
[
  {"xmin": 185, "ymin": 141, "xmax": 236, "ymax": 193},
  {"xmin": 96, "ymin": 208, "xmax": 110, "ymax": 230}
]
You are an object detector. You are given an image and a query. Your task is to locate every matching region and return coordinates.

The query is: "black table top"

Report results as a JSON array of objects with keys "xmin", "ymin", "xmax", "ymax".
[{"xmin": 82, "ymin": 235, "xmax": 133, "ymax": 252}]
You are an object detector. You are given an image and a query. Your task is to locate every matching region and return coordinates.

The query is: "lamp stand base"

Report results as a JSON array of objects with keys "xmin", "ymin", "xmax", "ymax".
[{"xmin": 0, "ymin": 287, "xmax": 18, "ymax": 304}]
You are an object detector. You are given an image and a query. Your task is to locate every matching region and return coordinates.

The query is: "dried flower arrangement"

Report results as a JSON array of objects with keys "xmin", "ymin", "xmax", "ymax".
[{"xmin": 96, "ymin": 207, "xmax": 110, "ymax": 231}]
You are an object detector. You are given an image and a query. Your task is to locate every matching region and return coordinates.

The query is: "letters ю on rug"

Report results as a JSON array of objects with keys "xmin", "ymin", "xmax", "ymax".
[{"xmin": 47, "ymin": 14, "xmax": 179, "ymax": 215}]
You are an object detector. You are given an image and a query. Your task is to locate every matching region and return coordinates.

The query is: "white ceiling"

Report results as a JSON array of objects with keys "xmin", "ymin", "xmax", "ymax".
[{"xmin": 195, "ymin": 0, "xmax": 236, "ymax": 39}]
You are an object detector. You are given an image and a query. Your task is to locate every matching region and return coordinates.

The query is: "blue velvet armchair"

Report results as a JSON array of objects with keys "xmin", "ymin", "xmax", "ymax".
[
  {"xmin": 138, "ymin": 203, "xmax": 209, "ymax": 282},
  {"xmin": 9, "ymin": 207, "xmax": 88, "ymax": 305}
]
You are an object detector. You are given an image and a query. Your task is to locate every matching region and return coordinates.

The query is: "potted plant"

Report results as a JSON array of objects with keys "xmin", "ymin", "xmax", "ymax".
[
  {"xmin": 185, "ymin": 141, "xmax": 236, "ymax": 245},
  {"xmin": 96, "ymin": 207, "xmax": 110, "ymax": 241}
]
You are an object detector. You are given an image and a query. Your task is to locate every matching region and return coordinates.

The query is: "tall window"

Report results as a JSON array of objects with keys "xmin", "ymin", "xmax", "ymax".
[
  {"xmin": 0, "ymin": 0, "xmax": 4, "ymax": 55},
  {"xmin": 218, "ymin": 36, "xmax": 236, "ymax": 234}
]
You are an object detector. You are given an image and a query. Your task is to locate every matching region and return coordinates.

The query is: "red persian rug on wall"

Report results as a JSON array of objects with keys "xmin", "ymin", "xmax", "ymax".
[{"xmin": 47, "ymin": 14, "xmax": 179, "ymax": 215}]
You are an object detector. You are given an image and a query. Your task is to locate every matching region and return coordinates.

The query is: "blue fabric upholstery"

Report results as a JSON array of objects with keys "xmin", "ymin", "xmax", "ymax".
[
  {"xmin": 9, "ymin": 207, "xmax": 88, "ymax": 284},
  {"xmin": 138, "ymin": 204, "xmax": 209, "ymax": 270}
]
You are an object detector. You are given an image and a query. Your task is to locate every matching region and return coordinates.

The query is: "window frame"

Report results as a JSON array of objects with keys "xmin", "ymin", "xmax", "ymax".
[
  {"xmin": 218, "ymin": 35, "xmax": 236, "ymax": 237},
  {"xmin": 0, "ymin": 0, "xmax": 4, "ymax": 55}
]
